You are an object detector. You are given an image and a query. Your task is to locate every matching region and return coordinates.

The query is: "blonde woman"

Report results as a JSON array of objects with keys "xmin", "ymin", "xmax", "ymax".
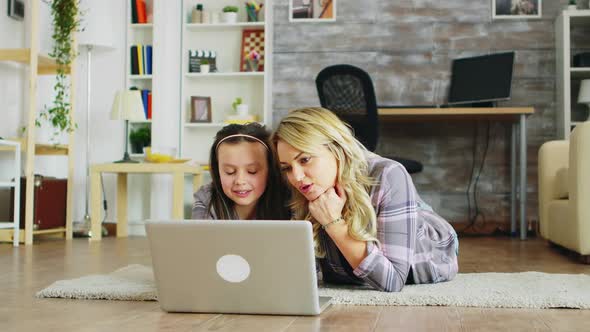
[{"xmin": 272, "ymin": 107, "xmax": 458, "ymax": 292}]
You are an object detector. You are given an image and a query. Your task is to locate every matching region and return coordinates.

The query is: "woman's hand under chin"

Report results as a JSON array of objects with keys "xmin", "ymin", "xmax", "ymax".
[{"xmin": 308, "ymin": 183, "xmax": 347, "ymax": 227}]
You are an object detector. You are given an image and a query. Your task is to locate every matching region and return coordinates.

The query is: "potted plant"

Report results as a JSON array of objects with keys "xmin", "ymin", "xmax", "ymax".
[
  {"xmin": 568, "ymin": 0, "xmax": 577, "ymax": 10},
  {"xmin": 129, "ymin": 126, "xmax": 151, "ymax": 154},
  {"xmin": 222, "ymin": 6, "xmax": 239, "ymax": 23},
  {"xmin": 232, "ymin": 97, "xmax": 249, "ymax": 116},
  {"xmin": 38, "ymin": 0, "xmax": 81, "ymax": 143},
  {"xmin": 200, "ymin": 59, "xmax": 210, "ymax": 74}
]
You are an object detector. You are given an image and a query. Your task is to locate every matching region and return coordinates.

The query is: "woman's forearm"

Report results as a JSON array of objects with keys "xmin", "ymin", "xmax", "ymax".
[{"xmin": 325, "ymin": 223, "xmax": 367, "ymax": 269}]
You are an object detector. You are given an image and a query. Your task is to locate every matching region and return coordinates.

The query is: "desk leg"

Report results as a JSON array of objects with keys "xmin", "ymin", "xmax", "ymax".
[
  {"xmin": 510, "ymin": 123, "xmax": 517, "ymax": 236},
  {"xmin": 117, "ymin": 173, "xmax": 128, "ymax": 238},
  {"xmin": 520, "ymin": 114, "xmax": 527, "ymax": 240},
  {"xmin": 90, "ymin": 170, "xmax": 102, "ymax": 241},
  {"xmin": 193, "ymin": 173, "xmax": 202, "ymax": 192},
  {"xmin": 172, "ymin": 172, "xmax": 184, "ymax": 220}
]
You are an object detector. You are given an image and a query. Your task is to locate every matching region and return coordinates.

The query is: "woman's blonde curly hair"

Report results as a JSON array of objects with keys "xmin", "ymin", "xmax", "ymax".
[{"xmin": 272, "ymin": 107, "xmax": 378, "ymax": 256}]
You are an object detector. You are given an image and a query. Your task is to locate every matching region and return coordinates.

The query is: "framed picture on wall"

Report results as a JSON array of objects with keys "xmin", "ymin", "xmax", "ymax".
[
  {"xmin": 492, "ymin": 0, "xmax": 541, "ymax": 19},
  {"xmin": 190, "ymin": 96, "xmax": 212, "ymax": 123},
  {"xmin": 289, "ymin": 0, "xmax": 336, "ymax": 22}
]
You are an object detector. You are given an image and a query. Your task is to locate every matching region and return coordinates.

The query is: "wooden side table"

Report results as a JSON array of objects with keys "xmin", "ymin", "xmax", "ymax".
[{"xmin": 90, "ymin": 163, "xmax": 202, "ymax": 241}]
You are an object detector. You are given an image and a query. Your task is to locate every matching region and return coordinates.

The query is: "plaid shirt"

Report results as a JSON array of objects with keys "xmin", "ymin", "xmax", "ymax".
[{"xmin": 318, "ymin": 152, "xmax": 458, "ymax": 292}]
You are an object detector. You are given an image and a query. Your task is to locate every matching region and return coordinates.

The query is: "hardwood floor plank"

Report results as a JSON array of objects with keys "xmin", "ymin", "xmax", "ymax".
[{"xmin": 1, "ymin": 236, "xmax": 590, "ymax": 331}]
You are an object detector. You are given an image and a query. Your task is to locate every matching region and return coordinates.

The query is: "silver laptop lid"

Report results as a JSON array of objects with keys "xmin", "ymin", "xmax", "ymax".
[{"xmin": 146, "ymin": 220, "xmax": 325, "ymax": 315}]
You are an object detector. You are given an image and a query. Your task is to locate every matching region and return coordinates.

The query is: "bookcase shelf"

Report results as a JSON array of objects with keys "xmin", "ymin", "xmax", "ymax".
[
  {"xmin": 186, "ymin": 22, "xmax": 264, "ymax": 30},
  {"xmin": 127, "ymin": 0, "xmax": 154, "ymax": 153},
  {"xmin": 185, "ymin": 72, "xmax": 264, "ymax": 78},
  {"xmin": 556, "ymin": 9, "xmax": 590, "ymax": 138},
  {"xmin": 129, "ymin": 74, "xmax": 153, "ymax": 80},
  {"xmin": 179, "ymin": 0, "xmax": 272, "ymax": 162}
]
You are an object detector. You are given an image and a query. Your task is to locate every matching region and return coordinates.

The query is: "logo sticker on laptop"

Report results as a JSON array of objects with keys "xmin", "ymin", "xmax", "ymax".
[{"xmin": 216, "ymin": 254, "xmax": 250, "ymax": 283}]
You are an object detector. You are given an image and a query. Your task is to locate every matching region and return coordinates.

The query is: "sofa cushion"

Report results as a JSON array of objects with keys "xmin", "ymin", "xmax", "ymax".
[{"xmin": 555, "ymin": 167, "xmax": 569, "ymax": 199}]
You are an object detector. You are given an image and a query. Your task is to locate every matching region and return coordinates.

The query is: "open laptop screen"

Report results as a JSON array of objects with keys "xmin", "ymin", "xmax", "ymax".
[{"xmin": 447, "ymin": 52, "xmax": 515, "ymax": 105}]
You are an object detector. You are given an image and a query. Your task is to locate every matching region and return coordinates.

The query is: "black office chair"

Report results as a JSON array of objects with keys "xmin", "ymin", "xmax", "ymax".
[{"xmin": 315, "ymin": 64, "xmax": 423, "ymax": 174}]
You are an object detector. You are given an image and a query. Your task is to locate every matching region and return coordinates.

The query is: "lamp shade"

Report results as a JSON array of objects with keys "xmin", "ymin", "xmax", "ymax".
[
  {"xmin": 110, "ymin": 90, "xmax": 146, "ymax": 121},
  {"xmin": 578, "ymin": 79, "xmax": 590, "ymax": 104},
  {"xmin": 77, "ymin": 0, "xmax": 115, "ymax": 49}
]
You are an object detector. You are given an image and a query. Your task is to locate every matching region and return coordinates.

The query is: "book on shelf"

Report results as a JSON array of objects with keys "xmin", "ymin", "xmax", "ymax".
[
  {"xmin": 130, "ymin": 44, "xmax": 153, "ymax": 75},
  {"xmin": 130, "ymin": 87, "xmax": 152, "ymax": 120},
  {"xmin": 131, "ymin": 0, "xmax": 147, "ymax": 24}
]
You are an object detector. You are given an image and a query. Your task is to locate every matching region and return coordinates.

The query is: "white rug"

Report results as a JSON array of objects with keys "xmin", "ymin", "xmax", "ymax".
[{"xmin": 36, "ymin": 264, "xmax": 590, "ymax": 309}]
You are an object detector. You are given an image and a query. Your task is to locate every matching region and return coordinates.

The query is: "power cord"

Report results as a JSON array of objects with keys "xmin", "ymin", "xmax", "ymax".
[{"xmin": 457, "ymin": 121, "xmax": 491, "ymax": 235}]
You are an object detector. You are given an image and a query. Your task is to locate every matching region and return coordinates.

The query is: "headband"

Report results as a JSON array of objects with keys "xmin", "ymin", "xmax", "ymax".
[{"xmin": 215, "ymin": 134, "xmax": 270, "ymax": 152}]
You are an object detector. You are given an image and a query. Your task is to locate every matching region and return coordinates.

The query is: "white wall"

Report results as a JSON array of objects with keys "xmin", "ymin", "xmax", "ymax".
[{"xmin": 0, "ymin": 0, "xmax": 183, "ymax": 232}]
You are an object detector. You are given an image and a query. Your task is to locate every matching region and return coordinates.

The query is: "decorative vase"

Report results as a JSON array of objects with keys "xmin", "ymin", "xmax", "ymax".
[
  {"xmin": 222, "ymin": 12, "xmax": 238, "ymax": 23},
  {"xmin": 200, "ymin": 64, "xmax": 210, "ymax": 74},
  {"xmin": 246, "ymin": 59, "xmax": 258, "ymax": 72}
]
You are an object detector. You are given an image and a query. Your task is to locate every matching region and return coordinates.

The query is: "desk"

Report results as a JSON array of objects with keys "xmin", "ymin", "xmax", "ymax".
[
  {"xmin": 90, "ymin": 163, "xmax": 202, "ymax": 241},
  {"xmin": 377, "ymin": 107, "xmax": 534, "ymax": 240}
]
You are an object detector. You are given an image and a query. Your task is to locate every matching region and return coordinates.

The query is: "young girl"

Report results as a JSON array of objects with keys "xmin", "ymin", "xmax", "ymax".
[
  {"xmin": 192, "ymin": 123, "xmax": 290, "ymax": 220},
  {"xmin": 273, "ymin": 107, "xmax": 458, "ymax": 292}
]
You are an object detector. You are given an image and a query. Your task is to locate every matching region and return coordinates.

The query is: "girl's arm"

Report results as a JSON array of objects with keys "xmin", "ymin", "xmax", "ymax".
[{"xmin": 191, "ymin": 183, "xmax": 213, "ymax": 219}]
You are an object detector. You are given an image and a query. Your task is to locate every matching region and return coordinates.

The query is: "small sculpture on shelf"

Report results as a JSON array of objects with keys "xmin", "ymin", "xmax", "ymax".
[
  {"xmin": 244, "ymin": 50, "xmax": 261, "ymax": 72},
  {"xmin": 245, "ymin": 1, "xmax": 264, "ymax": 22}
]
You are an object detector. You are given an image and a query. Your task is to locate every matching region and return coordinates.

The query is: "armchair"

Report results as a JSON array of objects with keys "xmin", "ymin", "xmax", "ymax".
[{"xmin": 538, "ymin": 122, "xmax": 590, "ymax": 262}]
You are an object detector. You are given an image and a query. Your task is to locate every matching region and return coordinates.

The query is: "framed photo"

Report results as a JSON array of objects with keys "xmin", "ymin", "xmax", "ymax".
[
  {"xmin": 190, "ymin": 96, "xmax": 212, "ymax": 123},
  {"xmin": 289, "ymin": 0, "xmax": 336, "ymax": 22},
  {"xmin": 492, "ymin": 0, "xmax": 541, "ymax": 19}
]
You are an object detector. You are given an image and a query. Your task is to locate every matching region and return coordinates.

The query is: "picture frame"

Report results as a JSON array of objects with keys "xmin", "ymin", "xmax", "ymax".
[
  {"xmin": 190, "ymin": 96, "xmax": 212, "ymax": 123},
  {"xmin": 492, "ymin": 0, "xmax": 541, "ymax": 19},
  {"xmin": 289, "ymin": 0, "xmax": 336, "ymax": 22},
  {"xmin": 240, "ymin": 29, "xmax": 265, "ymax": 72}
]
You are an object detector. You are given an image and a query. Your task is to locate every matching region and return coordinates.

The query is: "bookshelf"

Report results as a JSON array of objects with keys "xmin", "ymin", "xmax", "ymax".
[
  {"xmin": 179, "ymin": 0, "xmax": 273, "ymax": 163},
  {"xmin": 126, "ymin": 0, "xmax": 154, "ymax": 158},
  {"xmin": 555, "ymin": 9, "xmax": 590, "ymax": 139},
  {"xmin": 0, "ymin": 1, "xmax": 76, "ymax": 244}
]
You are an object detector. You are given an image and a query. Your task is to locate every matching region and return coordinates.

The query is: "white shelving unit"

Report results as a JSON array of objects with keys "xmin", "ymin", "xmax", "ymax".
[
  {"xmin": 0, "ymin": 140, "xmax": 20, "ymax": 247},
  {"xmin": 555, "ymin": 9, "xmax": 590, "ymax": 139},
  {"xmin": 179, "ymin": 0, "xmax": 272, "ymax": 163},
  {"xmin": 126, "ymin": 0, "xmax": 154, "ymax": 158}
]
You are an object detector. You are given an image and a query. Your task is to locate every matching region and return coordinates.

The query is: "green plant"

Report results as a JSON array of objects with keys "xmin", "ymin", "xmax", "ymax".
[
  {"xmin": 201, "ymin": 59, "xmax": 209, "ymax": 65},
  {"xmin": 38, "ymin": 0, "xmax": 82, "ymax": 142},
  {"xmin": 129, "ymin": 126, "xmax": 151, "ymax": 153},
  {"xmin": 232, "ymin": 97, "xmax": 243, "ymax": 112},
  {"xmin": 569, "ymin": 0, "xmax": 576, "ymax": 5},
  {"xmin": 222, "ymin": 5, "xmax": 239, "ymax": 13}
]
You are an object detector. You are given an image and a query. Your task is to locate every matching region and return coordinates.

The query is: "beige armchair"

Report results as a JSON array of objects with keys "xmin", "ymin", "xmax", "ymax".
[{"xmin": 538, "ymin": 122, "xmax": 590, "ymax": 262}]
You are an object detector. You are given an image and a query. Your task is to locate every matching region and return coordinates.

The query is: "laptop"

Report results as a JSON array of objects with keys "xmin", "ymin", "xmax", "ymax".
[{"xmin": 145, "ymin": 220, "xmax": 332, "ymax": 315}]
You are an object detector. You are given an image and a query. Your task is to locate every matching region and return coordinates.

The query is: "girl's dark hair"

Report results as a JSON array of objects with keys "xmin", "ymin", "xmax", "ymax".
[{"xmin": 208, "ymin": 123, "xmax": 290, "ymax": 220}]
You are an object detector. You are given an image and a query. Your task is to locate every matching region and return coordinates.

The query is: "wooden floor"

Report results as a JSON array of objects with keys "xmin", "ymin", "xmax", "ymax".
[{"xmin": 1, "ymin": 236, "xmax": 590, "ymax": 332}]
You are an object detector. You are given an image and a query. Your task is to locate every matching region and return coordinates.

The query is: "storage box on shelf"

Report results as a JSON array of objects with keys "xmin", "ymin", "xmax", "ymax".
[
  {"xmin": 127, "ymin": 0, "xmax": 154, "ymax": 159},
  {"xmin": 555, "ymin": 9, "xmax": 590, "ymax": 139},
  {"xmin": 0, "ymin": 1, "xmax": 76, "ymax": 244},
  {"xmin": 179, "ymin": 0, "xmax": 272, "ymax": 163}
]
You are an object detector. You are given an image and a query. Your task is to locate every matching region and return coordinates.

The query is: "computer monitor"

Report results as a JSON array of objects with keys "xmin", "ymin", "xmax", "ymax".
[{"xmin": 447, "ymin": 52, "xmax": 515, "ymax": 106}]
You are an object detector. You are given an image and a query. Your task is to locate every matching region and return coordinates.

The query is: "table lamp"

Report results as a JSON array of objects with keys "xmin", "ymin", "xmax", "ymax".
[
  {"xmin": 110, "ymin": 90, "xmax": 146, "ymax": 163},
  {"xmin": 578, "ymin": 79, "xmax": 590, "ymax": 121}
]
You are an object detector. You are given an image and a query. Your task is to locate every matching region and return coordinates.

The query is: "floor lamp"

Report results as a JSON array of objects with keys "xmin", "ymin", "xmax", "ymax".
[{"xmin": 75, "ymin": 0, "xmax": 115, "ymax": 236}]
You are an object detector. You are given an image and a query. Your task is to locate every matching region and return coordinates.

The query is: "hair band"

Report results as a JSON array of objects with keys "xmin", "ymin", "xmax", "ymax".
[{"xmin": 215, "ymin": 134, "xmax": 270, "ymax": 152}]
